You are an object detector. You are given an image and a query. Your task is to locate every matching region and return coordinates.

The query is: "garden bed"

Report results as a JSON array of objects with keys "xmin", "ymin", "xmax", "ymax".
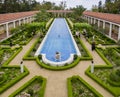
[
  {"xmin": 67, "ymin": 76, "xmax": 103, "ymax": 97},
  {"xmin": 86, "ymin": 29, "xmax": 116, "ymax": 45},
  {"xmin": 85, "ymin": 47, "xmax": 120, "ymax": 97},
  {"xmin": 0, "ymin": 66, "xmax": 29, "ymax": 94},
  {"xmin": 1, "ymin": 31, "xmax": 33, "ymax": 46},
  {"xmin": 9, "ymin": 76, "xmax": 46, "ymax": 97},
  {"xmin": 0, "ymin": 47, "xmax": 22, "ymax": 66}
]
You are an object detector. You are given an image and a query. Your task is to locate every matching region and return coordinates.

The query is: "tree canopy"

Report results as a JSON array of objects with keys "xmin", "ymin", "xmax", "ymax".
[{"xmin": 92, "ymin": 0, "xmax": 120, "ymax": 14}]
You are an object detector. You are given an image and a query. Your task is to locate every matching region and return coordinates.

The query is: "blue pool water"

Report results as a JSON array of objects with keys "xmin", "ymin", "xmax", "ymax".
[{"xmin": 37, "ymin": 18, "xmax": 79, "ymax": 62}]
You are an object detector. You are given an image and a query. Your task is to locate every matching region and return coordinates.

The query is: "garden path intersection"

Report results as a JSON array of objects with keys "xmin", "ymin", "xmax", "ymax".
[{"xmin": 0, "ymin": 34, "xmax": 114, "ymax": 97}]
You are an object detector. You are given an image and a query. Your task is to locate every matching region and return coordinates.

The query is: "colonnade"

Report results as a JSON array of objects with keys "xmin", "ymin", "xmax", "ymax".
[
  {"xmin": 83, "ymin": 15, "xmax": 120, "ymax": 41},
  {"xmin": 0, "ymin": 15, "xmax": 35, "ymax": 40}
]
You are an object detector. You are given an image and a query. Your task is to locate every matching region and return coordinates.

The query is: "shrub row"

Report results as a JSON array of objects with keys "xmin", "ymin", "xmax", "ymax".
[
  {"xmin": 66, "ymin": 18, "xmax": 74, "ymax": 29},
  {"xmin": 79, "ymin": 38, "xmax": 93, "ymax": 60},
  {"xmin": 36, "ymin": 57, "xmax": 81, "ymax": 71},
  {"xmin": 23, "ymin": 38, "xmax": 40, "ymax": 60},
  {"xmin": 9, "ymin": 76, "xmax": 46, "ymax": 97}
]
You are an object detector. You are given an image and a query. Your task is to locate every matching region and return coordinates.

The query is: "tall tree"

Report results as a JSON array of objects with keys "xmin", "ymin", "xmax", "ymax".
[
  {"xmin": 98, "ymin": 1, "xmax": 102, "ymax": 12},
  {"xmin": 92, "ymin": 5, "xmax": 99, "ymax": 12}
]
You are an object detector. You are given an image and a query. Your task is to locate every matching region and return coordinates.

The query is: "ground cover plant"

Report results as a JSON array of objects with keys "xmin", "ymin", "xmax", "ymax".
[
  {"xmin": 9, "ymin": 76, "xmax": 46, "ymax": 97},
  {"xmin": 68, "ymin": 76, "xmax": 102, "ymax": 97}
]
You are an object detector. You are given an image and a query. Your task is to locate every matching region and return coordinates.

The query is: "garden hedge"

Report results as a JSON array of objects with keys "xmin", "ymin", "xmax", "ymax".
[
  {"xmin": 78, "ymin": 38, "xmax": 93, "ymax": 60},
  {"xmin": 23, "ymin": 38, "xmax": 40, "ymax": 60},
  {"xmin": 36, "ymin": 56, "xmax": 81, "ymax": 70},
  {"xmin": 9, "ymin": 76, "xmax": 46, "ymax": 97}
]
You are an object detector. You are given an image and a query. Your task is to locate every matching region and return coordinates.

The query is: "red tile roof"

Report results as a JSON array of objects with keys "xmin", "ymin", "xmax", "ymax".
[
  {"xmin": 47, "ymin": 10, "xmax": 73, "ymax": 13},
  {"xmin": 83, "ymin": 11, "xmax": 120, "ymax": 25},
  {"xmin": 0, "ymin": 11, "xmax": 38, "ymax": 24}
]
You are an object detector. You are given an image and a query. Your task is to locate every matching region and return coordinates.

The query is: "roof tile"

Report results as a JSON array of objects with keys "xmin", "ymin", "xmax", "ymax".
[{"xmin": 83, "ymin": 11, "xmax": 120, "ymax": 25}]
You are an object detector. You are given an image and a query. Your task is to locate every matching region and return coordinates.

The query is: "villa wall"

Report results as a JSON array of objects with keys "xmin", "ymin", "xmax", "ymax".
[
  {"xmin": 0, "ymin": 11, "xmax": 37, "ymax": 40},
  {"xmin": 82, "ymin": 11, "xmax": 120, "ymax": 41}
]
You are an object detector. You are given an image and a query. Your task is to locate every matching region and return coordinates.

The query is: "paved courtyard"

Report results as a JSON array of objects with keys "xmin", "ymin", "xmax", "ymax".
[{"xmin": 0, "ymin": 34, "xmax": 114, "ymax": 97}]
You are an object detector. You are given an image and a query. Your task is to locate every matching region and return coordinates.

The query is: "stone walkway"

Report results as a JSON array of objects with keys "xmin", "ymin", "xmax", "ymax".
[{"xmin": 0, "ymin": 35, "xmax": 114, "ymax": 97}]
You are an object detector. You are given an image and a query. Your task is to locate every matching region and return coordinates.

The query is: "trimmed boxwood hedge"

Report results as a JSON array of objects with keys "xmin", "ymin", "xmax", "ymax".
[
  {"xmin": 0, "ymin": 66, "xmax": 29, "ymax": 94},
  {"xmin": 67, "ymin": 75, "xmax": 103, "ymax": 97},
  {"xmin": 78, "ymin": 38, "xmax": 93, "ymax": 60},
  {"xmin": 9, "ymin": 76, "xmax": 46, "ymax": 97},
  {"xmin": 36, "ymin": 56, "xmax": 81, "ymax": 70},
  {"xmin": 23, "ymin": 38, "xmax": 39, "ymax": 60}
]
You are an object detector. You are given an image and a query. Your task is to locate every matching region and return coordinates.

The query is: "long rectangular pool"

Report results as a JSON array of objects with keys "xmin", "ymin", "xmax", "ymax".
[{"xmin": 35, "ymin": 18, "xmax": 80, "ymax": 66}]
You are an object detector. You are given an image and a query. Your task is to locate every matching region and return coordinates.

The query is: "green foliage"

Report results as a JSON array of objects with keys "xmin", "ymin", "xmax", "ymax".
[
  {"xmin": 10, "ymin": 27, "xmax": 20, "ymax": 34},
  {"xmin": 0, "ymin": 51, "xmax": 3, "ymax": 65},
  {"xmin": 36, "ymin": 56, "xmax": 80, "ymax": 70},
  {"xmin": 0, "ymin": 0, "xmax": 39, "ymax": 13},
  {"xmin": 27, "ymin": 88, "xmax": 34, "ymax": 96},
  {"xmin": 110, "ymin": 70, "xmax": 120, "ymax": 82},
  {"xmin": 73, "ymin": 55, "xmax": 78, "ymax": 60},
  {"xmin": 35, "ymin": 10, "xmax": 51, "ymax": 22},
  {"xmin": 74, "ymin": 23, "xmax": 92, "ymax": 32},
  {"xmin": 26, "ymin": 22, "xmax": 46, "ymax": 33},
  {"xmin": 69, "ymin": 5, "xmax": 86, "ymax": 21},
  {"xmin": 117, "ymin": 39, "xmax": 120, "ymax": 46},
  {"xmin": 9, "ymin": 76, "xmax": 47, "ymax": 97},
  {"xmin": 0, "ymin": 66, "xmax": 29, "ymax": 94},
  {"xmin": 67, "ymin": 76, "xmax": 103, "ymax": 97}
]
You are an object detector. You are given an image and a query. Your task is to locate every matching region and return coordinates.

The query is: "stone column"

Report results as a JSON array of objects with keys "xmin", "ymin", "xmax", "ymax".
[
  {"xmin": 6, "ymin": 23, "xmax": 9, "ymax": 37},
  {"xmin": 109, "ymin": 23, "xmax": 112, "ymax": 38},
  {"xmin": 27, "ymin": 17, "xmax": 29, "ymax": 23},
  {"xmin": 91, "ymin": 17, "xmax": 92, "ymax": 24},
  {"xmin": 103, "ymin": 20, "xmax": 105, "ymax": 29},
  {"xmin": 94, "ymin": 18, "xmax": 96, "ymax": 24},
  {"xmin": 19, "ymin": 19, "xmax": 21, "ymax": 26},
  {"xmin": 24, "ymin": 18, "xmax": 26, "ymax": 24},
  {"xmin": 118, "ymin": 26, "xmax": 120, "ymax": 40},
  {"xmin": 98, "ymin": 19, "xmax": 100, "ymax": 27},
  {"xmin": 13, "ymin": 21, "xmax": 16, "ymax": 28}
]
